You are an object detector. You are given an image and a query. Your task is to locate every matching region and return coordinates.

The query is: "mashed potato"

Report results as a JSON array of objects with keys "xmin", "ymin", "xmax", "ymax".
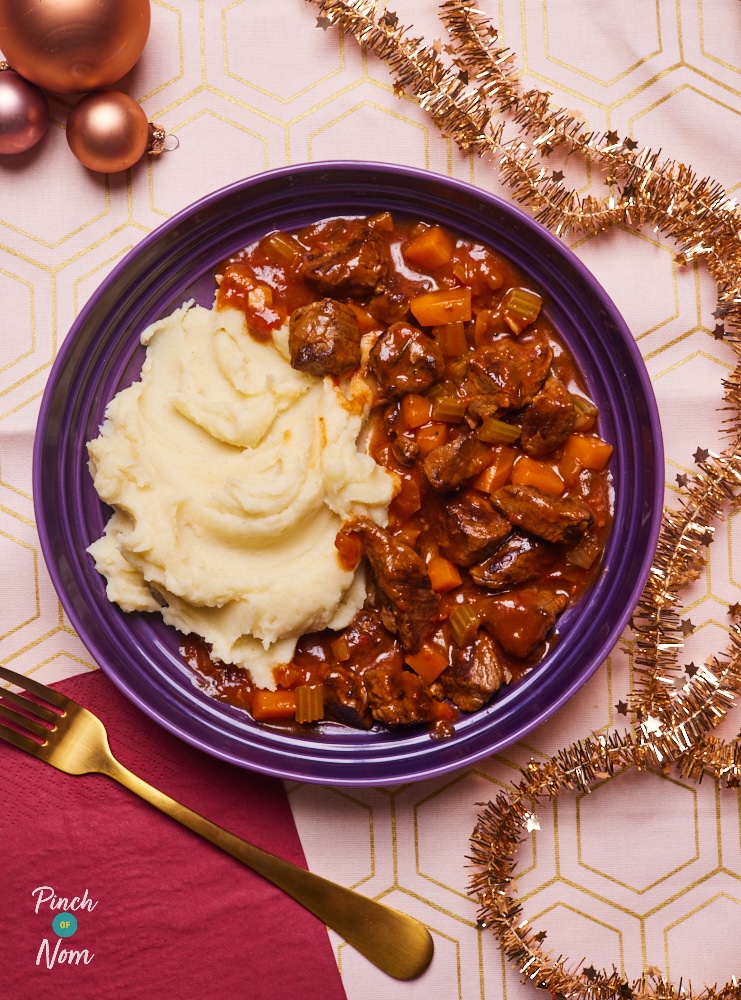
[{"xmin": 86, "ymin": 302, "xmax": 396, "ymax": 689}]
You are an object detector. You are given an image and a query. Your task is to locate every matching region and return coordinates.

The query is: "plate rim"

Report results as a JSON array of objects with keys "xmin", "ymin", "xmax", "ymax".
[{"xmin": 33, "ymin": 161, "xmax": 665, "ymax": 785}]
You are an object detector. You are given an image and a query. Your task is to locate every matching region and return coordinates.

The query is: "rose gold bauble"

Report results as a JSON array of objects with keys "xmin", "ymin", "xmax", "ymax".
[
  {"xmin": 0, "ymin": 0, "xmax": 150, "ymax": 94},
  {"xmin": 0, "ymin": 69, "xmax": 49, "ymax": 154},
  {"xmin": 66, "ymin": 90, "xmax": 149, "ymax": 173}
]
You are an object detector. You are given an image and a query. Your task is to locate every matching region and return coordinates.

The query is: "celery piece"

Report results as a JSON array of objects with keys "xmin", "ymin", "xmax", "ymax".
[
  {"xmin": 501, "ymin": 286, "xmax": 542, "ymax": 333},
  {"xmin": 432, "ymin": 396, "xmax": 467, "ymax": 423},
  {"xmin": 566, "ymin": 535, "xmax": 601, "ymax": 569},
  {"xmin": 448, "ymin": 359, "xmax": 468, "ymax": 384},
  {"xmin": 449, "ymin": 604, "xmax": 480, "ymax": 647},
  {"xmin": 295, "ymin": 685, "xmax": 325, "ymax": 724},
  {"xmin": 479, "ymin": 417, "xmax": 521, "ymax": 445},
  {"xmin": 330, "ymin": 634, "xmax": 351, "ymax": 662},
  {"xmin": 263, "ymin": 231, "xmax": 302, "ymax": 262},
  {"xmin": 571, "ymin": 394, "xmax": 599, "ymax": 431}
]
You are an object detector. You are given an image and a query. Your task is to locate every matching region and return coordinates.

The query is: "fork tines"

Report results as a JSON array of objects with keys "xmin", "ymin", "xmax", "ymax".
[
  {"xmin": 0, "ymin": 664, "xmax": 67, "ymax": 751},
  {"xmin": 0, "ymin": 663, "xmax": 68, "ymax": 709}
]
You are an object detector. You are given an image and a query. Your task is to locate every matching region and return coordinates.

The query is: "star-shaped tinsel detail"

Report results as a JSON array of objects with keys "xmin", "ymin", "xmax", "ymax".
[
  {"xmin": 619, "ymin": 984, "xmax": 634, "ymax": 999},
  {"xmin": 532, "ymin": 930, "xmax": 547, "ymax": 943},
  {"xmin": 642, "ymin": 715, "xmax": 663, "ymax": 736},
  {"xmin": 583, "ymin": 966, "xmax": 598, "ymax": 981},
  {"xmin": 432, "ymin": 38, "xmax": 443, "ymax": 54},
  {"xmin": 729, "ymin": 602, "xmax": 741, "ymax": 618},
  {"xmin": 622, "ymin": 183, "xmax": 637, "ymax": 199},
  {"xmin": 315, "ymin": 15, "xmax": 333, "ymax": 30},
  {"xmin": 616, "ymin": 700, "xmax": 628, "ymax": 715},
  {"xmin": 380, "ymin": 10, "xmax": 399, "ymax": 28},
  {"xmin": 457, "ymin": 68, "xmax": 469, "ymax": 84},
  {"xmin": 625, "ymin": 137, "xmax": 639, "ymax": 151},
  {"xmin": 393, "ymin": 81, "xmax": 405, "ymax": 97},
  {"xmin": 693, "ymin": 446, "xmax": 710, "ymax": 464},
  {"xmin": 541, "ymin": 143, "xmax": 554, "ymax": 156},
  {"xmin": 551, "ymin": 170, "xmax": 564, "ymax": 182},
  {"xmin": 681, "ymin": 618, "xmax": 695, "ymax": 636},
  {"xmin": 676, "ymin": 472, "xmax": 688, "ymax": 488},
  {"xmin": 700, "ymin": 528, "xmax": 714, "ymax": 546},
  {"xmin": 685, "ymin": 661, "xmax": 698, "ymax": 677},
  {"xmin": 524, "ymin": 812, "xmax": 540, "ymax": 832},
  {"xmin": 605, "ymin": 129, "xmax": 619, "ymax": 144},
  {"xmin": 714, "ymin": 323, "xmax": 726, "ymax": 340}
]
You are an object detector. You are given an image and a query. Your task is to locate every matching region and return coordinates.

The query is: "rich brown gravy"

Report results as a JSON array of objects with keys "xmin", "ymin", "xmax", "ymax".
[{"xmin": 182, "ymin": 213, "xmax": 613, "ymax": 734}]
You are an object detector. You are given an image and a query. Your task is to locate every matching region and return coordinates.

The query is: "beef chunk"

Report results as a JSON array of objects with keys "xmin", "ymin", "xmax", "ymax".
[
  {"xmin": 481, "ymin": 587, "xmax": 568, "ymax": 660},
  {"xmin": 464, "ymin": 335, "xmax": 553, "ymax": 418},
  {"xmin": 430, "ymin": 491, "xmax": 511, "ymax": 566},
  {"xmin": 423, "ymin": 434, "xmax": 492, "ymax": 493},
  {"xmin": 350, "ymin": 517, "xmax": 439, "ymax": 652},
  {"xmin": 322, "ymin": 609, "xmax": 405, "ymax": 728},
  {"xmin": 322, "ymin": 664, "xmax": 372, "ymax": 729},
  {"xmin": 470, "ymin": 531, "xmax": 555, "ymax": 590},
  {"xmin": 364, "ymin": 665, "xmax": 439, "ymax": 726},
  {"xmin": 466, "ymin": 394, "xmax": 508, "ymax": 423},
  {"xmin": 368, "ymin": 287, "xmax": 411, "ymax": 325},
  {"xmin": 340, "ymin": 609, "xmax": 406, "ymax": 672},
  {"xmin": 301, "ymin": 228, "xmax": 386, "ymax": 297},
  {"xmin": 369, "ymin": 322, "xmax": 444, "ymax": 398},
  {"xmin": 288, "ymin": 298, "xmax": 361, "ymax": 377},
  {"xmin": 492, "ymin": 484, "xmax": 593, "ymax": 544},
  {"xmin": 391, "ymin": 434, "xmax": 419, "ymax": 466},
  {"xmin": 433, "ymin": 632, "xmax": 504, "ymax": 712},
  {"xmin": 520, "ymin": 375, "xmax": 576, "ymax": 457}
]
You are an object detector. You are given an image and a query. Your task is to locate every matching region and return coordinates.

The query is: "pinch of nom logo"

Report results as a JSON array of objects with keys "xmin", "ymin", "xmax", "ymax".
[{"xmin": 32, "ymin": 886, "xmax": 96, "ymax": 969}]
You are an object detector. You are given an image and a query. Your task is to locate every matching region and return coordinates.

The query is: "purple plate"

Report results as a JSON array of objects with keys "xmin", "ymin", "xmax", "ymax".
[{"xmin": 33, "ymin": 162, "xmax": 663, "ymax": 785}]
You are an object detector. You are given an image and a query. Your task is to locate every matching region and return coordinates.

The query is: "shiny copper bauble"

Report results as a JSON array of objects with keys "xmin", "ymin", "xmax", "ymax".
[
  {"xmin": 0, "ymin": 69, "xmax": 49, "ymax": 154},
  {"xmin": 66, "ymin": 90, "xmax": 149, "ymax": 173},
  {"xmin": 0, "ymin": 0, "xmax": 150, "ymax": 94}
]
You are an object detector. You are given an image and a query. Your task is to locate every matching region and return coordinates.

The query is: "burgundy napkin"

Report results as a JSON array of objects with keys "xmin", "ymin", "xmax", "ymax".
[{"xmin": 0, "ymin": 670, "xmax": 347, "ymax": 1000}]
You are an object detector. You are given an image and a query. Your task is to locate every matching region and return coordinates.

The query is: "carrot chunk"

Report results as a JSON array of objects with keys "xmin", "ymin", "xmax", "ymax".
[
  {"xmin": 403, "ymin": 225, "xmax": 456, "ymax": 271},
  {"xmin": 251, "ymin": 689, "xmax": 296, "ymax": 721},
  {"xmin": 562, "ymin": 433, "xmax": 614, "ymax": 471},
  {"xmin": 410, "ymin": 287, "xmax": 472, "ymax": 326},
  {"xmin": 390, "ymin": 475, "xmax": 422, "ymax": 519},
  {"xmin": 401, "ymin": 393, "xmax": 433, "ymax": 430},
  {"xmin": 473, "ymin": 445, "xmax": 517, "ymax": 493},
  {"xmin": 511, "ymin": 456, "xmax": 564, "ymax": 495},
  {"xmin": 432, "ymin": 321, "xmax": 468, "ymax": 357},
  {"xmin": 405, "ymin": 642, "xmax": 449, "ymax": 684},
  {"xmin": 415, "ymin": 422, "xmax": 449, "ymax": 456},
  {"xmin": 427, "ymin": 555, "xmax": 463, "ymax": 593}
]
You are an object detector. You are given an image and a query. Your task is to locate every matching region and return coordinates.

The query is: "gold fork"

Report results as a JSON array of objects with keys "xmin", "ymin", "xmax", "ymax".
[{"xmin": 0, "ymin": 663, "xmax": 433, "ymax": 981}]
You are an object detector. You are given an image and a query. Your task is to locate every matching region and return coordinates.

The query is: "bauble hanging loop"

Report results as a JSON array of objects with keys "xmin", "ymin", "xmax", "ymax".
[
  {"xmin": 0, "ymin": 62, "xmax": 49, "ymax": 154},
  {"xmin": 0, "ymin": 0, "xmax": 151, "ymax": 94},
  {"xmin": 66, "ymin": 90, "xmax": 165, "ymax": 173}
]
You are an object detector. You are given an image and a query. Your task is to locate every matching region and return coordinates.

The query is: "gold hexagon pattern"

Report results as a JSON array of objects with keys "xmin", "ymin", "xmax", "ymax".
[{"xmin": 3, "ymin": 1, "xmax": 741, "ymax": 996}]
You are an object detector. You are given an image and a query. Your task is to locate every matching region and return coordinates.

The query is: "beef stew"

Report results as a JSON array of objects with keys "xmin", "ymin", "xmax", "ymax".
[{"xmin": 184, "ymin": 213, "xmax": 614, "ymax": 736}]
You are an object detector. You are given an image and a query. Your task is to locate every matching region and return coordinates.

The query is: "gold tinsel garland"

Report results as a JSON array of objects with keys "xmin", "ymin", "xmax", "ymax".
[{"xmin": 308, "ymin": 1, "xmax": 741, "ymax": 996}]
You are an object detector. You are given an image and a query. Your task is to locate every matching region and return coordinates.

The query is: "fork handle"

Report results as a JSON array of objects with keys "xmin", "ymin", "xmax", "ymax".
[{"xmin": 100, "ymin": 756, "xmax": 433, "ymax": 981}]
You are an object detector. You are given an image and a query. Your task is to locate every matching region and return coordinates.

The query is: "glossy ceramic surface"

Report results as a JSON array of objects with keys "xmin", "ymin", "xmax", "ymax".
[{"xmin": 33, "ymin": 162, "xmax": 664, "ymax": 784}]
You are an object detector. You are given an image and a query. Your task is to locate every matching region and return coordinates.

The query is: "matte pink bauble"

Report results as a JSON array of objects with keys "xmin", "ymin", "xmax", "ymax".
[
  {"xmin": 66, "ymin": 90, "xmax": 149, "ymax": 173},
  {"xmin": 0, "ymin": 0, "xmax": 150, "ymax": 94},
  {"xmin": 0, "ymin": 69, "xmax": 49, "ymax": 154}
]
